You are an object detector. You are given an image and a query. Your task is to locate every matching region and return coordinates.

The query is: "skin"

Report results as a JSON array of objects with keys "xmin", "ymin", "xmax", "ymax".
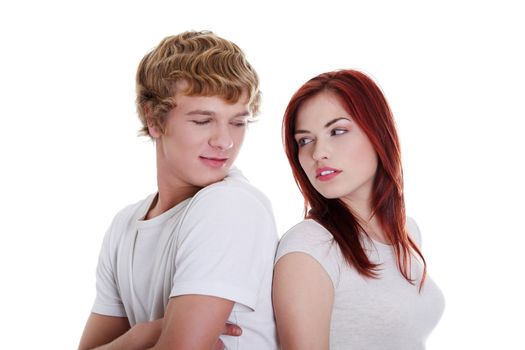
[
  {"xmin": 147, "ymin": 90, "xmax": 251, "ymax": 218},
  {"xmin": 78, "ymin": 314, "xmax": 242, "ymax": 350},
  {"xmin": 273, "ymin": 91, "xmax": 383, "ymax": 349},
  {"xmin": 273, "ymin": 253, "xmax": 334, "ymax": 350},
  {"xmin": 79, "ymin": 90, "xmax": 251, "ymax": 350},
  {"xmin": 78, "ymin": 316, "xmax": 161, "ymax": 350},
  {"xmin": 294, "ymin": 91, "xmax": 385, "ymax": 239},
  {"xmin": 294, "ymin": 91, "xmax": 378, "ymax": 221}
]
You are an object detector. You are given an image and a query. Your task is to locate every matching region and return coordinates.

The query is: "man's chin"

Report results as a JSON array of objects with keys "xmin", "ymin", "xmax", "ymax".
[{"xmin": 196, "ymin": 172, "xmax": 229, "ymax": 187}]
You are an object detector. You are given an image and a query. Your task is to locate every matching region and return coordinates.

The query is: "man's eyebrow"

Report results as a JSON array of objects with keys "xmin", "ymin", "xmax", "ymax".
[
  {"xmin": 234, "ymin": 111, "xmax": 251, "ymax": 118},
  {"xmin": 185, "ymin": 110, "xmax": 251, "ymax": 118},
  {"xmin": 186, "ymin": 110, "xmax": 215, "ymax": 116},
  {"xmin": 294, "ymin": 117, "xmax": 351, "ymax": 135}
]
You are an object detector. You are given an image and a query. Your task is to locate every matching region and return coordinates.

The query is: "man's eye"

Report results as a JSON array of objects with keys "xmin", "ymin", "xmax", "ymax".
[
  {"xmin": 192, "ymin": 119, "xmax": 211, "ymax": 125},
  {"xmin": 231, "ymin": 120, "xmax": 248, "ymax": 127}
]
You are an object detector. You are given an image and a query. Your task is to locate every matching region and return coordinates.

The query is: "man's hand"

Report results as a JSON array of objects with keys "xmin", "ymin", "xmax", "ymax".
[
  {"xmin": 213, "ymin": 323, "xmax": 242, "ymax": 350},
  {"xmin": 130, "ymin": 319, "xmax": 242, "ymax": 350}
]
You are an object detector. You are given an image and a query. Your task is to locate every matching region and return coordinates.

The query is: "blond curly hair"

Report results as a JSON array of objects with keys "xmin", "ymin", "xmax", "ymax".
[{"xmin": 136, "ymin": 30, "xmax": 261, "ymax": 137}]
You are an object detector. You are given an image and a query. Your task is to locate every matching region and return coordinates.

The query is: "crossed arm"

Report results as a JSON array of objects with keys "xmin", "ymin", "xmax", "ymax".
[{"xmin": 78, "ymin": 295, "xmax": 238, "ymax": 350}]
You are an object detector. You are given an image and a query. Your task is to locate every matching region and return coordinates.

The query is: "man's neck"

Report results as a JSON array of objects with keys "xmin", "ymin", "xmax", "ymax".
[{"xmin": 146, "ymin": 182, "xmax": 201, "ymax": 220}]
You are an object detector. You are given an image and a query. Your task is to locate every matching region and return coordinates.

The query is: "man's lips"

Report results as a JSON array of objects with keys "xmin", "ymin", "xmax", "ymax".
[{"xmin": 199, "ymin": 156, "xmax": 229, "ymax": 168}]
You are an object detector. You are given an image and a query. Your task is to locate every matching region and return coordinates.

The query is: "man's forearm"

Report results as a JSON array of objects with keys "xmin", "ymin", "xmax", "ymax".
[{"xmin": 79, "ymin": 318, "xmax": 162, "ymax": 350}]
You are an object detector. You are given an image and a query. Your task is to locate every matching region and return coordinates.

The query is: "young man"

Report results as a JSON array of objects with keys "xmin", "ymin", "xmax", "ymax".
[{"xmin": 78, "ymin": 31, "xmax": 279, "ymax": 350}]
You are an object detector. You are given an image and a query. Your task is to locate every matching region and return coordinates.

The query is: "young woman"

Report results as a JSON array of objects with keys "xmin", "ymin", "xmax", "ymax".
[{"xmin": 273, "ymin": 70, "xmax": 444, "ymax": 350}]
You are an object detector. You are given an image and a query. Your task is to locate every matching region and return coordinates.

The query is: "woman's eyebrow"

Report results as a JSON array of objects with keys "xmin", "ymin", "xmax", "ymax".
[
  {"xmin": 295, "ymin": 117, "xmax": 351, "ymax": 134},
  {"xmin": 324, "ymin": 117, "xmax": 351, "ymax": 128}
]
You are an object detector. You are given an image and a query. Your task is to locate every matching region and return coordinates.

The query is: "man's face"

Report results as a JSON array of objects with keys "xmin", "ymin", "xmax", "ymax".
[{"xmin": 150, "ymin": 91, "xmax": 251, "ymax": 190}]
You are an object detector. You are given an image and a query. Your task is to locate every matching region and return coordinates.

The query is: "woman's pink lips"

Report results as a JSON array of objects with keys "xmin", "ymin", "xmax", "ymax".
[
  {"xmin": 199, "ymin": 156, "xmax": 228, "ymax": 168},
  {"xmin": 316, "ymin": 168, "xmax": 342, "ymax": 181}
]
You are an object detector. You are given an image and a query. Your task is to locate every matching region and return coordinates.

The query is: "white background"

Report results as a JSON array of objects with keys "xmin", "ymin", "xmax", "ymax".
[{"xmin": 1, "ymin": 1, "xmax": 523, "ymax": 348}]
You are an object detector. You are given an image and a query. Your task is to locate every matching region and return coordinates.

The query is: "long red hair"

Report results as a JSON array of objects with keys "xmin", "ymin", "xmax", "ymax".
[{"xmin": 283, "ymin": 69, "xmax": 426, "ymax": 286}]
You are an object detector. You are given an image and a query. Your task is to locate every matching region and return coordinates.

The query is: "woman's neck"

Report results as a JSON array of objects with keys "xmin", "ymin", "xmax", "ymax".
[{"xmin": 341, "ymin": 196, "xmax": 388, "ymax": 244}]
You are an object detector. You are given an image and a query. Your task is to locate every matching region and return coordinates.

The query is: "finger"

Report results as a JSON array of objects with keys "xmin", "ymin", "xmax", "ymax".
[
  {"xmin": 222, "ymin": 323, "xmax": 242, "ymax": 336},
  {"xmin": 212, "ymin": 339, "xmax": 225, "ymax": 350}
]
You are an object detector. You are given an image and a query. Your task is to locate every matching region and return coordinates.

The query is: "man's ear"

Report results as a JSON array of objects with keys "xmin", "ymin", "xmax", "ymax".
[
  {"xmin": 144, "ymin": 105, "xmax": 162, "ymax": 138},
  {"xmin": 147, "ymin": 118, "xmax": 162, "ymax": 139}
]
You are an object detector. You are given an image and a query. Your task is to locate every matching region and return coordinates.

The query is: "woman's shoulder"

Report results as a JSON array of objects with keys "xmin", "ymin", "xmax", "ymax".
[
  {"xmin": 276, "ymin": 219, "xmax": 337, "ymax": 263},
  {"xmin": 406, "ymin": 216, "xmax": 422, "ymax": 247},
  {"xmin": 276, "ymin": 219, "xmax": 341, "ymax": 286},
  {"xmin": 280, "ymin": 219, "xmax": 333, "ymax": 245}
]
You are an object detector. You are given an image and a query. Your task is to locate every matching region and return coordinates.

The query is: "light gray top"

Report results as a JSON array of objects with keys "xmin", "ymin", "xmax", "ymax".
[{"xmin": 275, "ymin": 217, "xmax": 445, "ymax": 350}]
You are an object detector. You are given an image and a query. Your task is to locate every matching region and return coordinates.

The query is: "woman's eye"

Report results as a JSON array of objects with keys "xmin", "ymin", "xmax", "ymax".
[
  {"xmin": 331, "ymin": 128, "xmax": 347, "ymax": 136},
  {"xmin": 297, "ymin": 138, "xmax": 313, "ymax": 147}
]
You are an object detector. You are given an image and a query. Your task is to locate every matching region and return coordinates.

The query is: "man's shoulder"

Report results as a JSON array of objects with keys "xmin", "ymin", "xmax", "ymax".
[
  {"xmin": 192, "ymin": 168, "xmax": 272, "ymax": 212},
  {"xmin": 177, "ymin": 169, "xmax": 278, "ymax": 242}
]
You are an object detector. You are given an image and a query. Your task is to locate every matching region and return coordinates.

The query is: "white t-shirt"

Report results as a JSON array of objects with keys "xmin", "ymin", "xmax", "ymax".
[
  {"xmin": 92, "ymin": 168, "xmax": 279, "ymax": 349},
  {"xmin": 275, "ymin": 218, "xmax": 445, "ymax": 350}
]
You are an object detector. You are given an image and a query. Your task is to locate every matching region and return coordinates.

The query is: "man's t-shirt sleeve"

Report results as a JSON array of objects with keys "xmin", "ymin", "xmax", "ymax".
[
  {"xmin": 170, "ymin": 185, "xmax": 277, "ymax": 311},
  {"xmin": 92, "ymin": 219, "xmax": 127, "ymax": 317}
]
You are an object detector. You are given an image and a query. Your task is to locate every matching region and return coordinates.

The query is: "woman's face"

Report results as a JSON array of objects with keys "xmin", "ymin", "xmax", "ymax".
[{"xmin": 294, "ymin": 91, "xmax": 378, "ymax": 205}]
